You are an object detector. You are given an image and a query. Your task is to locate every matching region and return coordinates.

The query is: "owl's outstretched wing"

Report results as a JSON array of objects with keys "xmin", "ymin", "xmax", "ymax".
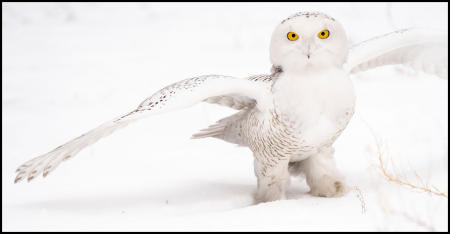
[
  {"xmin": 14, "ymin": 75, "xmax": 273, "ymax": 183},
  {"xmin": 345, "ymin": 28, "xmax": 448, "ymax": 79}
]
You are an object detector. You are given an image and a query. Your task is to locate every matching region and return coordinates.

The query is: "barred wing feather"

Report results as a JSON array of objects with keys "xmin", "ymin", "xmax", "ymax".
[{"xmin": 14, "ymin": 75, "xmax": 272, "ymax": 183}]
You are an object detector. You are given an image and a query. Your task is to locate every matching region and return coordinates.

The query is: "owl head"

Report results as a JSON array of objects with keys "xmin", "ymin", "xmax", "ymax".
[{"xmin": 270, "ymin": 12, "xmax": 349, "ymax": 73}]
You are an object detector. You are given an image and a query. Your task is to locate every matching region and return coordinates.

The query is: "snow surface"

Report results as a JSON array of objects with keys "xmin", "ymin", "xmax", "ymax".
[{"xmin": 2, "ymin": 2, "xmax": 448, "ymax": 231}]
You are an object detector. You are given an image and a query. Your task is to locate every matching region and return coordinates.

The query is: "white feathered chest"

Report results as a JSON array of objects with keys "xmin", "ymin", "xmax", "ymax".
[
  {"xmin": 271, "ymin": 68, "xmax": 356, "ymax": 152},
  {"xmin": 237, "ymin": 68, "xmax": 355, "ymax": 173}
]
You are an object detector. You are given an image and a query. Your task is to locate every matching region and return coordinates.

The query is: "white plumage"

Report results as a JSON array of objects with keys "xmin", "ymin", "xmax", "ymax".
[{"xmin": 14, "ymin": 11, "xmax": 448, "ymax": 203}]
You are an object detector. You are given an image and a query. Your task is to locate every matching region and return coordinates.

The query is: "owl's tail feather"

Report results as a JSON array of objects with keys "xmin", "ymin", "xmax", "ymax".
[
  {"xmin": 191, "ymin": 110, "xmax": 247, "ymax": 146},
  {"xmin": 14, "ymin": 111, "xmax": 140, "ymax": 183},
  {"xmin": 191, "ymin": 123, "xmax": 226, "ymax": 139}
]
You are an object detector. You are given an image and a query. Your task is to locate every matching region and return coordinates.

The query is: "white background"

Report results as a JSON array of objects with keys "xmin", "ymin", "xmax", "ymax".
[{"xmin": 2, "ymin": 2, "xmax": 448, "ymax": 231}]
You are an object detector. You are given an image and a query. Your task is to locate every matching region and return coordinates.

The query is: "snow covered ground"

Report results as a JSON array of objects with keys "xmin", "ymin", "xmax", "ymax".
[{"xmin": 2, "ymin": 2, "xmax": 448, "ymax": 231}]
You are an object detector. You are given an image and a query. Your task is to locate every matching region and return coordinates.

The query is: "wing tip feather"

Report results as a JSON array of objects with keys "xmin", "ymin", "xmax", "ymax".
[{"xmin": 14, "ymin": 175, "xmax": 23, "ymax": 184}]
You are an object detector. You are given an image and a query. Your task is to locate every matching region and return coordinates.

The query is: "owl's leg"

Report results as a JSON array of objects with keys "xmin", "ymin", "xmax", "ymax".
[
  {"xmin": 293, "ymin": 147, "xmax": 348, "ymax": 197},
  {"xmin": 253, "ymin": 156, "xmax": 290, "ymax": 203}
]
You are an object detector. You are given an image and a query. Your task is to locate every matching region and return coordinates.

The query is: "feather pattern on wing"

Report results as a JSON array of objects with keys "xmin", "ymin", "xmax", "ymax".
[
  {"xmin": 345, "ymin": 28, "xmax": 448, "ymax": 79},
  {"xmin": 14, "ymin": 75, "xmax": 273, "ymax": 183}
]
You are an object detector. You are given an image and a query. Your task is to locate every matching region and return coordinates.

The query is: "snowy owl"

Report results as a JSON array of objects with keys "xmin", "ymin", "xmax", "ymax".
[{"xmin": 14, "ymin": 11, "xmax": 447, "ymax": 203}]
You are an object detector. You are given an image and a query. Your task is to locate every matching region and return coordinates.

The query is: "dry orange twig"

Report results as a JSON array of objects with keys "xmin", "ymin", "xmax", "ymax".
[
  {"xmin": 363, "ymin": 119, "xmax": 448, "ymax": 199},
  {"xmin": 375, "ymin": 137, "xmax": 447, "ymax": 198}
]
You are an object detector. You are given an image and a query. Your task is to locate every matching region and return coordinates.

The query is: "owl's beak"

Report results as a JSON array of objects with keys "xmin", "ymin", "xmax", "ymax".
[
  {"xmin": 298, "ymin": 43, "xmax": 313, "ymax": 59},
  {"xmin": 306, "ymin": 44, "xmax": 312, "ymax": 59}
]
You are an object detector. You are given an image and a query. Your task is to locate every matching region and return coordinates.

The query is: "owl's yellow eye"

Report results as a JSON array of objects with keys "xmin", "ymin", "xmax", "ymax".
[
  {"xmin": 287, "ymin": 32, "xmax": 299, "ymax": 41},
  {"xmin": 318, "ymin": 29, "xmax": 330, "ymax": 39}
]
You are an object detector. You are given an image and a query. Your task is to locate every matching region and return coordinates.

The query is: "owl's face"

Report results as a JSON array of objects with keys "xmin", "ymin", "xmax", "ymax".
[{"xmin": 270, "ymin": 12, "xmax": 349, "ymax": 72}]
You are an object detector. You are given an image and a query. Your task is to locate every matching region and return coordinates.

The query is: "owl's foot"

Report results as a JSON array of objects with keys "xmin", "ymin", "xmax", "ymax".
[
  {"xmin": 309, "ymin": 175, "xmax": 348, "ymax": 197},
  {"xmin": 253, "ymin": 158, "xmax": 290, "ymax": 204},
  {"xmin": 295, "ymin": 146, "xmax": 349, "ymax": 198},
  {"xmin": 253, "ymin": 178, "xmax": 288, "ymax": 204}
]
